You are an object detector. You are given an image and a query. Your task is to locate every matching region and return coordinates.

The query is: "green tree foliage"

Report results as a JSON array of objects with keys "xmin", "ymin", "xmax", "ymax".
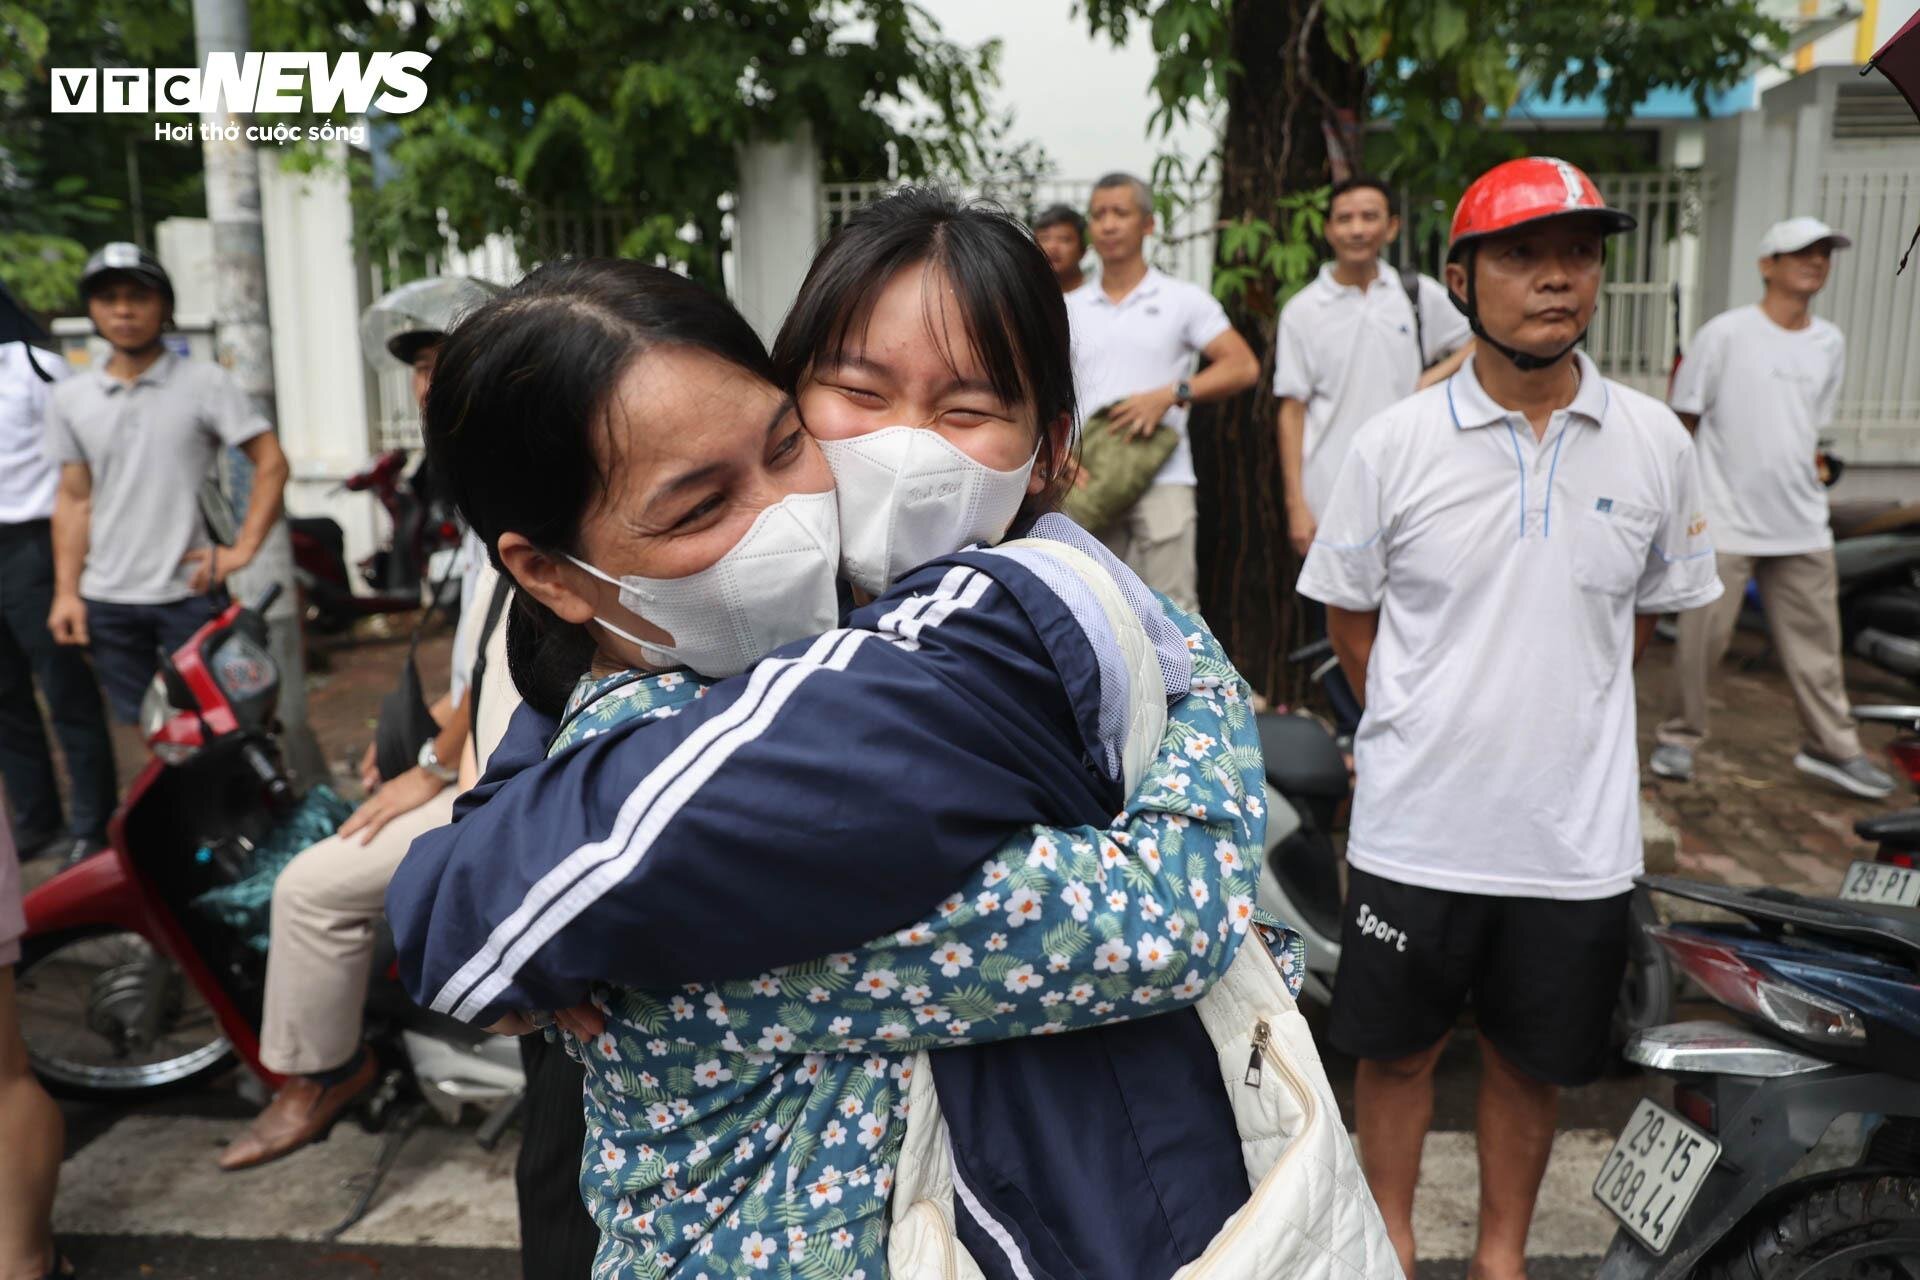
[
  {"xmin": 1075, "ymin": 0, "xmax": 1784, "ymax": 698},
  {"xmin": 256, "ymin": 0, "xmax": 1004, "ymax": 284},
  {"xmin": 0, "ymin": 0, "xmax": 204, "ymax": 311}
]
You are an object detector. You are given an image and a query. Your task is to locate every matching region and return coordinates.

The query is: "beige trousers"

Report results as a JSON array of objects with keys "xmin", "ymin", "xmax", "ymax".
[
  {"xmin": 1095, "ymin": 482, "xmax": 1200, "ymax": 614},
  {"xmin": 1657, "ymin": 549, "xmax": 1861, "ymax": 762},
  {"xmin": 258, "ymin": 787, "xmax": 457, "ymax": 1075}
]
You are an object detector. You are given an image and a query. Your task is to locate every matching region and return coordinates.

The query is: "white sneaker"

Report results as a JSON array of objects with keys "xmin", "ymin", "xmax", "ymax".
[
  {"xmin": 1649, "ymin": 744, "xmax": 1694, "ymax": 781},
  {"xmin": 1793, "ymin": 751, "xmax": 1896, "ymax": 800}
]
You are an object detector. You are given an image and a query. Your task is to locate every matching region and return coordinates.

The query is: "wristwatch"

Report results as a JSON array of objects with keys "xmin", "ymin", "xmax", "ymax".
[
  {"xmin": 417, "ymin": 738, "xmax": 457, "ymax": 784},
  {"xmin": 1174, "ymin": 380, "xmax": 1192, "ymax": 407}
]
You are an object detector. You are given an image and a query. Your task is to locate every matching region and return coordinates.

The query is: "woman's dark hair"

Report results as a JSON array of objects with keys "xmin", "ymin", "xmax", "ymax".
[
  {"xmin": 423, "ymin": 258, "xmax": 775, "ymax": 717},
  {"xmin": 771, "ymin": 187, "xmax": 1078, "ymax": 518}
]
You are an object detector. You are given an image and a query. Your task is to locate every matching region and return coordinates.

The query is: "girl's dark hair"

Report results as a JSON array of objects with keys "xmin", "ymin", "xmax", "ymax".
[
  {"xmin": 771, "ymin": 187, "xmax": 1078, "ymax": 518},
  {"xmin": 423, "ymin": 258, "xmax": 775, "ymax": 717}
]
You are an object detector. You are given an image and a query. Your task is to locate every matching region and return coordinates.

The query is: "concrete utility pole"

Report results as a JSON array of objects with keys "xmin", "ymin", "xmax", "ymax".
[{"xmin": 193, "ymin": 0, "xmax": 327, "ymax": 786}]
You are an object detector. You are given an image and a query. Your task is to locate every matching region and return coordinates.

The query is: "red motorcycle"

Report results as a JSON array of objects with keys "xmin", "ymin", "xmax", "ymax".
[
  {"xmin": 14, "ymin": 588, "xmax": 521, "ymax": 1191},
  {"xmin": 289, "ymin": 450, "xmax": 464, "ymax": 634}
]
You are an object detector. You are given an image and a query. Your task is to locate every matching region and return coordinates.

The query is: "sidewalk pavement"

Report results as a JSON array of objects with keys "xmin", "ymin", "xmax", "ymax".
[{"xmin": 1636, "ymin": 628, "xmax": 1911, "ymax": 896}]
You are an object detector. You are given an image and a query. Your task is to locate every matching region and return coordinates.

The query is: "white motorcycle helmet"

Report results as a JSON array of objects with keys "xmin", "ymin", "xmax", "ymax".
[{"xmin": 358, "ymin": 276, "xmax": 501, "ymax": 368}]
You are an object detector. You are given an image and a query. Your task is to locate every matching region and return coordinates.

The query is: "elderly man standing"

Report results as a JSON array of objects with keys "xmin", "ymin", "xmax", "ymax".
[
  {"xmin": 1300, "ymin": 157, "xmax": 1722, "ymax": 1279},
  {"xmin": 1650, "ymin": 217, "xmax": 1894, "ymax": 799},
  {"xmin": 1068, "ymin": 172, "xmax": 1259, "ymax": 612}
]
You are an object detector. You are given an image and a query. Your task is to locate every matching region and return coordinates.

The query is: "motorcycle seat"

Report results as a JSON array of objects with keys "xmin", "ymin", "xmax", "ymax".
[
  {"xmin": 1256, "ymin": 712, "xmax": 1349, "ymax": 800},
  {"xmin": 1854, "ymin": 809, "xmax": 1920, "ymax": 845},
  {"xmin": 1832, "ymin": 501, "xmax": 1920, "ymax": 541}
]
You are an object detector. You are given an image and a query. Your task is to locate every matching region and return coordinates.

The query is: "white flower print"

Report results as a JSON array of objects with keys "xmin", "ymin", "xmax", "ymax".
[
  {"xmin": 656, "ymin": 671, "xmax": 685, "ymax": 690},
  {"xmin": 1185, "ymin": 631, "xmax": 1204, "ymax": 651},
  {"xmin": 1227, "ymin": 894, "xmax": 1254, "ymax": 933},
  {"xmin": 788, "ymin": 1225, "xmax": 808, "ymax": 1262},
  {"xmin": 807, "ymin": 986, "xmax": 830, "ymax": 1004},
  {"xmin": 756, "ymin": 1025, "xmax": 794, "ymax": 1053},
  {"xmin": 901, "ymin": 984, "xmax": 931, "ymax": 1006},
  {"xmin": 894, "ymin": 922, "xmax": 934, "ymax": 947},
  {"xmin": 833, "ymin": 1227, "xmax": 855, "ymax": 1251},
  {"xmin": 1027, "ymin": 834, "xmax": 1059, "ymax": 869},
  {"xmin": 1192, "ymin": 930, "xmax": 1211, "ymax": 957},
  {"xmin": 1136, "ymin": 934, "xmax": 1176, "ymax": 971},
  {"xmin": 948, "ymin": 1019, "xmax": 973, "ymax": 1035},
  {"xmin": 874, "ymin": 1166, "xmax": 894, "ymax": 1198},
  {"xmin": 1093, "ymin": 1000, "xmax": 1116, "ymax": 1015},
  {"xmin": 740, "ymin": 1231, "xmax": 775, "ymax": 1270},
  {"xmin": 594, "ymin": 1032, "xmax": 620, "ymax": 1061},
  {"xmin": 829, "ymin": 952, "xmax": 856, "ymax": 974},
  {"xmin": 1060, "ymin": 880, "xmax": 1094, "ymax": 922},
  {"xmin": 613, "ymin": 1196, "xmax": 634, "ymax": 1222},
  {"xmin": 693, "ymin": 1059, "xmax": 732, "ymax": 1089},
  {"xmin": 1068, "ymin": 982, "xmax": 1095, "ymax": 1005},
  {"xmin": 981, "ymin": 859, "xmax": 1010, "ymax": 886},
  {"xmin": 1184, "ymin": 733, "xmax": 1216, "ymax": 759},
  {"xmin": 797, "ymin": 1054, "xmax": 825, "ymax": 1083},
  {"xmin": 839, "ymin": 1096, "xmax": 862, "ymax": 1118},
  {"xmin": 856, "ymin": 1113, "xmax": 889, "ymax": 1150},
  {"xmin": 937, "ymin": 893, "xmax": 966, "ymax": 918},
  {"xmin": 1041, "ymin": 991, "xmax": 1065, "ymax": 1007},
  {"xmin": 1094, "ymin": 940, "xmax": 1132, "ymax": 973},
  {"xmin": 822, "ymin": 1120, "xmax": 847, "ymax": 1147},
  {"xmin": 915, "ymin": 1003, "xmax": 951, "ymax": 1025},
  {"xmin": 1003, "ymin": 964, "xmax": 1044, "ymax": 994},
  {"xmin": 1138, "ymin": 837, "xmax": 1162, "ymax": 873},
  {"xmin": 1167, "ymin": 915, "xmax": 1187, "ymax": 940},
  {"xmin": 703, "ymin": 992, "xmax": 730, "ymax": 1026},
  {"xmin": 1140, "ymin": 896, "xmax": 1164, "ymax": 921},
  {"xmin": 828, "ymin": 1016, "xmax": 852, "ymax": 1036},
  {"xmin": 1159, "ymin": 773, "xmax": 1191, "ymax": 795},
  {"xmin": 975, "ymin": 890, "xmax": 1003, "ymax": 916},
  {"xmin": 1213, "ymin": 838, "xmax": 1243, "ymax": 871},
  {"xmin": 647, "ymin": 1103, "xmax": 674, "ymax": 1131},
  {"xmin": 931, "ymin": 941, "xmax": 974, "ymax": 977},
  {"xmin": 862, "ymin": 1054, "xmax": 889, "ymax": 1079},
  {"xmin": 1132, "ymin": 985, "xmax": 1162, "ymax": 1005},
  {"xmin": 1107, "ymin": 889, "xmax": 1129, "ymax": 912},
  {"xmin": 1100, "ymin": 839, "xmax": 1125, "ymax": 869},
  {"xmin": 1190, "ymin": 881, "xmax": 1211, "ymax": 908},
  {"xmin": 985, "ymin": 933, "xmax": 1009, "ymax": 952},
  {"xmin": 855, "ymin": 969, "xmax": 898, "ymax": 999},
  {"xmin": 1048, "ymin": 953, "xmax": 1071, "ymax": 973},
  {"xmin": 1173, "ymin": 970, "xmax": 1207, "ymax": 1000},
  {"xmin": 874, "ymin": 1022, "xmax": 910, "ymax": 1042},
  {"xmin": 1005, "ymin": 887, "xmax": 1043, "ymax": 928},
  {"xmin": 890, "ymin": 1060, "xmax": 915, "ymax": 1086},
  {"xmin": 668, "ymin": 995, "xmax": 695, "ymax": 1021},
  {"xmin": 749, "ymin": 973, "xmax": 780, "ymax": 998},
  {"xmin": 735, "ymin": 1137, "xmax": 756, "ymax": 1162},
  {"xmin": 807, "ymin": 1166, "xmax": 843, "ymax": 1208},
  {"xmin": 599, "ymin": 1139, "xmax": 627, "ymax": 1172},
  {"xmin": 647, "ymin": 1038, "xmax": 670, "ymax": 1056},
  {"xmin": 633, "ymin": 1210, "xmax": 655, "ymax": 1236}
]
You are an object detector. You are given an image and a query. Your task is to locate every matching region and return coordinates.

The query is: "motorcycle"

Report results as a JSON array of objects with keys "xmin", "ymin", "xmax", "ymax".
[
  {"xmin": 289, "ymin": 449, "xmax": 464, "ymax": 635},
  {"xmin": 1596, "ymin": 872, "xmax": 1920, "ymax": 1279},
  {"xmin": 1254, "ymin": 641, "xmax": 1675, "ymax": 1043},
  {"xmin": 15, "ymin": 588, "xmax": 519, "ymax": 1232},
  {"xmin": 1834, "ymin": 503, "xmax": 1920, "ymax": 687}
]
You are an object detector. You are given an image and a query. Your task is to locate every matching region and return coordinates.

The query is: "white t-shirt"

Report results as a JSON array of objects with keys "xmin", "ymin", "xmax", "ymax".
[
  {"xmin": 1067, "ymin": 267, "xmax": 1233, "ymax": 487},
  {"xmin": 0, "ymin": 344, "xmax": 70, "ymax": 525},
  {"xmin": 1272, "ymin": 263, "xmax": 1471, "ymax": 518},
  {"xmin": 1298, "ymin": 354, "xmax": 1722, "ymax": 899},
  {"xmin": 1670, "ymin": 305, "xmax": 1843, "ymax": 557}
]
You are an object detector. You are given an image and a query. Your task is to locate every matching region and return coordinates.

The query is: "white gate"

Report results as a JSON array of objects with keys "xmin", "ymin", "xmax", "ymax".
[{"xmin": 1816, "ymin": 156, "xmax": 1920, "ymax": 462}]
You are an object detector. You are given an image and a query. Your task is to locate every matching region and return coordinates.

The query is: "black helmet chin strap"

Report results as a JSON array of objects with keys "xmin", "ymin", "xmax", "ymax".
[{"xmin": 1453, "ymin": 245, "xmax": 1586, "ymax": 374}]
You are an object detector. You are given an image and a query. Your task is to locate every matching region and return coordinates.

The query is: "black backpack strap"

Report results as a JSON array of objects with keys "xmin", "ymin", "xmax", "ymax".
[
  {"xmin": 1399, "ymin": 264, "xmax": 1427, "ymax": 369},
  {"xmin": 465, "ymin": 573, "xmax": 514, "ymax": 732}
]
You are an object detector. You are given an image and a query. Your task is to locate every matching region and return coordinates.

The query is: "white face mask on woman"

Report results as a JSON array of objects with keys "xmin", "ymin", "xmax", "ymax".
[
  {"xmin": 816, "ymin": 425, "xmax": 1037, "ymax": 595},
  {"xmin": 566, "ymin": 489, "xmax": 841, "ymax": 678}
]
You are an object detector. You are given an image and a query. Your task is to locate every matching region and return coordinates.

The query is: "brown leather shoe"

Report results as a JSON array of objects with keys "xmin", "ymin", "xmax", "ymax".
[{"xmin": 218, "ymin": 1052, "xmax": 377, "ymax": 1171}]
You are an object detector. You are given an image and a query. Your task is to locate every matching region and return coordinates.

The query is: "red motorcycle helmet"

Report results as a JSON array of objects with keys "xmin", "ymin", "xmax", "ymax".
[{"xmin": 1445, "ymin": 157, "xmax": 1637, "ymax": 370}]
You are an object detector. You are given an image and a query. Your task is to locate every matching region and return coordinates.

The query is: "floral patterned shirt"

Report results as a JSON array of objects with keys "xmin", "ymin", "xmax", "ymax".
[{"xmin": 553, "ymin": 605, "xmax": 1287, "ymax": 1279}]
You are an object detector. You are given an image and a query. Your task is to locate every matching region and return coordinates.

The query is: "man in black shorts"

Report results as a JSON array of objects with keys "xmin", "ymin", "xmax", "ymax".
[{"xmin": 1298, "ymin": 157, "xmax": 1722, "ymax": 1279}]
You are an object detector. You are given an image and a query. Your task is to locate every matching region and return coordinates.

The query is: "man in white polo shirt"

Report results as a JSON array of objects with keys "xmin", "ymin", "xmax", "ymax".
[
  {"xmin": 1651, "ymin": 217, "xmax": 1893, "ymax": 799},
  {"xmin": 1068, "ymin": 172, "xmax": 1259, "ymax": 611},
  {"xmin": 1299, "ymin": 157, "xmax": 1721, "ymax": 1280},
  {"xmin": 1274, "ymin": 175, "xmax": 1473, "ymax": 560}
]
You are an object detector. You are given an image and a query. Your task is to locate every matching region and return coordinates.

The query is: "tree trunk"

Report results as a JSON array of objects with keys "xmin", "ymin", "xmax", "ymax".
[{"xmin": 1189, "ymin": 0, "xmax": 1362, "ymax": 705}]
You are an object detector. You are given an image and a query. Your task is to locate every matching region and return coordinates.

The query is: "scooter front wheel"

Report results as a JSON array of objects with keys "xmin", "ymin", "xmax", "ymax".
[{"xmin": 15, "ymin": 927, "xmax": 234, "ymax": 1098}]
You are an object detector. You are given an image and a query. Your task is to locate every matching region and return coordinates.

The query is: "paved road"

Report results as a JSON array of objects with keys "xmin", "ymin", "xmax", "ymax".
[{"xmin": 53, "ymin": 1004, "xmax": 1680, "ymax": 1279}]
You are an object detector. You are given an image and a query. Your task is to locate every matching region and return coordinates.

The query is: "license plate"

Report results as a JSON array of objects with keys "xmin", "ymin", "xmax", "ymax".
[
  {"xmin": 1594, "ymin": 1098, "xmax": 1721, "ymax": 1254},
  {"xmin": 1839, "ymin": 860, "xmax": 1920, "ymax": 908}
]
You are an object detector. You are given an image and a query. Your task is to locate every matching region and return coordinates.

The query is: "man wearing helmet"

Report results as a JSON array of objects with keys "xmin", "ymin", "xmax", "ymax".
[
  {"xmin": 1298, "ymin": 158, "xmax": 1723, "ymax": 1278},
  {"xmin": 44, "ymin": 243, "xmax": 290, "ymax": 728}
]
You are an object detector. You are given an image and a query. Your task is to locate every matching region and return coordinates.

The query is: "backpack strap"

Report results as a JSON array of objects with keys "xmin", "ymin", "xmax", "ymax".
[{"xmin": 1399, "ymin": 263, "xmax": 1427, "ymax": 369}]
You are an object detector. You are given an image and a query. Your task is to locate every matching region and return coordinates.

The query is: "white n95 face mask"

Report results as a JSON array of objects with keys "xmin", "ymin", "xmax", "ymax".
[
  {"xmin": 817, "ymin": 425, "xmax": 1037, "ymax": 595},
  {"xmin": 566, "ymin": 488, "xmax": 841, "ymax": 678}
]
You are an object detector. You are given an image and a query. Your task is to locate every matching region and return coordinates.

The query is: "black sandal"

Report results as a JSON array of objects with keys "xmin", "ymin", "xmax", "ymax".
[{"xmin": 40, "ymin": 1241, "xmax": 76, "ymax": 1278}]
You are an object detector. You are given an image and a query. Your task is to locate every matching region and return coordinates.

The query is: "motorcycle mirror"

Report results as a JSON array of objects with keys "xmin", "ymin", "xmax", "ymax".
[{"xmin": 157, "ymin": 648, "xmax": 197, "ymax": 712}]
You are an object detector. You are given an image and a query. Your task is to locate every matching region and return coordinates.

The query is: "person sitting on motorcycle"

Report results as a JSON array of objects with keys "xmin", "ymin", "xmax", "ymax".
[
  {"xmin": 217, "ymin": 276, "xmax": 503, "ymax": 1171},
  {"xmin": 390, "ymin": 203, "xmax": 1301, "ymax": 1277}
]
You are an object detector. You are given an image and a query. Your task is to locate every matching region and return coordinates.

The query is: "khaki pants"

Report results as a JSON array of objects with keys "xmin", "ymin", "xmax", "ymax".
[
  {"xmin": 1657, "ymin": 549, "xmax": 1861, "ymax": 762},
  {"xmin": 1095, "ymin": 483, "xmax": 1200, "ymax": 614},
  {"xmin": 258, "ymin": 787, "xmax": 457, "ymax": 1075}
]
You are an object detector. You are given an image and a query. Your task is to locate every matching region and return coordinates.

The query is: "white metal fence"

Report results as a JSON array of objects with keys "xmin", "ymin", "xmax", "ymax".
[
  {"xmin": 1816, "ymin": 156, "xmax": 1920, "ymax": 462},
  {"xmin": 820, "ymin": 176, "xmax": 1222, "ymax": 290}
]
